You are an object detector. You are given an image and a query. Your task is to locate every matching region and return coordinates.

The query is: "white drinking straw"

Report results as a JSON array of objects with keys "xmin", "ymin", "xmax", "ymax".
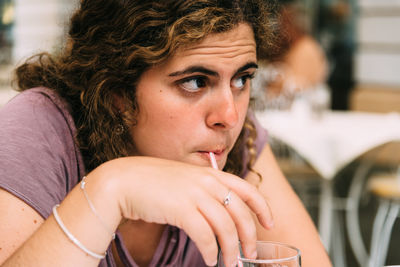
[
  {"xmin": 208, "ymin": 152, "xmax": 243, "ymax": 267},
  {"xmin": 209, "ymin": 152, "xmax": 219, "ymax": 170}
]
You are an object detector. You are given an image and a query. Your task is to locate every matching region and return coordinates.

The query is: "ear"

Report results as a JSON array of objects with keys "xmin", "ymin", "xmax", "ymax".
[{"xmin": 112, "ymin": 93, "xmax": 126, "ymax": 113}]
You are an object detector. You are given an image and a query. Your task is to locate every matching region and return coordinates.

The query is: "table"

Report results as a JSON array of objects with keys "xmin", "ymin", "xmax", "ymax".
[
  {"xmin": 256, "ymin": 110, "xmax": 400, "ymax": 180},
  {"xmin": 255, "ymin": 109, "xmax": 400, "ymax": 266}
]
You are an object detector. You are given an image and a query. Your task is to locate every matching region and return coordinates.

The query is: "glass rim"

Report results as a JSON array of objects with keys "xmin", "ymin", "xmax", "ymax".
[{"xmin": 238, "ymin": 241, "xmax": 301, "ymax": 264}]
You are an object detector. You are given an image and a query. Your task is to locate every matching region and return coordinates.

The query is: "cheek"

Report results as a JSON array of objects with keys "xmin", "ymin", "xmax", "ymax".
[
  {"xmin": 131, "ymin": 100, "xmax": 199, "ymax": 156},
  {"xmin": 152, "ymin": 102, "xmax": 198, "ymax": 130}
]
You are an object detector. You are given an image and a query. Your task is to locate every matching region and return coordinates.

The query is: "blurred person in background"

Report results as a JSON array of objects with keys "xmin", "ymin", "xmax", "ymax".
[
  {"xmin": 316, "ymin": 0, "xmax": 357, "ymax": 110},
  {"xmin": 252, "ymin": 0, "xmax": 329, "ymax": 113}
]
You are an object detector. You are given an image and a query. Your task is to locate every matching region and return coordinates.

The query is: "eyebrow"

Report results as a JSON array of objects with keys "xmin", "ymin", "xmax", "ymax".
[{"xmin": 168, "ymin": 62, "xmax": 258, "ymax": 78}]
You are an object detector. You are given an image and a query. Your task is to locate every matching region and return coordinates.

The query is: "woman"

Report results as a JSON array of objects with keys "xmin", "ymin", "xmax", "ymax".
[{"xmin": 0, "ymin": 0, "xmax": 331, "ymax": 266}]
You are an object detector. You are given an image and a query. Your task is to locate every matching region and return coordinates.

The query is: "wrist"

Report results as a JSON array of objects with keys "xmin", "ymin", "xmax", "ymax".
[
  {"xmin": 84, "ymin": 168, "xmax": 124, "ymax": 233},
  {"xmin": 51, "ymin": 168, "xmax": 124, "ymax": 261}
]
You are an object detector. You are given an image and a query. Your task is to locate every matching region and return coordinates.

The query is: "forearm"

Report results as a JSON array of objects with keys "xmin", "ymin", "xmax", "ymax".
[
  {"xmin": 3, "ymin": 174, "xmax": 122, "ymax": 266},
  {"xmin": 248, "ymin": 145, "xmax": 332, "ymax": 266}
]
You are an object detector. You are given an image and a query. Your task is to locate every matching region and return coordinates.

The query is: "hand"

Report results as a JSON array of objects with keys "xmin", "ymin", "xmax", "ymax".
[{"xmin": 93, "ymin": 156, "xmax": 273, "ymax": 266}]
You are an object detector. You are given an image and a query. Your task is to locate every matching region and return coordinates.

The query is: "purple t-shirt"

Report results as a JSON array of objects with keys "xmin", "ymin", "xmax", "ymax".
[{"xmin": 0, "ymin": 87, "xmax": 268, "ymax": 267}]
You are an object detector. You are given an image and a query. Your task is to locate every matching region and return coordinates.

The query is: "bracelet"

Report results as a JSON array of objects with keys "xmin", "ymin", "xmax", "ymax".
[
  {"xmin": 52, "ymin": 204, "xmax": 106, "ymax": 259},
  {"xmin": 80, "ymin": 176, "xmax": 116, "ymax": 240}
]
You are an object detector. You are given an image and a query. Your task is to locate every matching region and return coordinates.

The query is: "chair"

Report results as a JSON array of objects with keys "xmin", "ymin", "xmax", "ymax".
[
  {"xmin": 345, "ymin": 142, "xmax": 400, "ymax": 267},
  {"xmin": 367, "ymin": 171, "xmax": 400, "ymax": 267}
]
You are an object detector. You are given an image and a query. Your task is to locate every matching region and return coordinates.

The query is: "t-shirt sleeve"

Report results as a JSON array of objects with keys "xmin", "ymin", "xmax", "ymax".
[{"xmin": 0, "ymin": 90, "xmax": 81, "ymax": 219}]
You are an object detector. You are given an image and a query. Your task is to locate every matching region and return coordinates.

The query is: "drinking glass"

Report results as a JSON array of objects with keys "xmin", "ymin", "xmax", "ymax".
[{"xmin": 218, "ymin": 241, "xmax": 301, "ymax": 267}]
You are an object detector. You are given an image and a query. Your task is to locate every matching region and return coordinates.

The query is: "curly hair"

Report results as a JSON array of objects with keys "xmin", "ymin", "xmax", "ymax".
[{"xmin": 14, "ymin": 0, "xmax": 280, "ymax": 175}]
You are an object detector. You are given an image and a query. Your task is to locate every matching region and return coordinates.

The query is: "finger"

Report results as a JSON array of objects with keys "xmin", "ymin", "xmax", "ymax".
[
  {"xmin": 196, "ymin": 193, "xmax": 239, "ymax": 267},
  {"xmin": 179, "ymin": 210, "xmax": 219, "ymax": 266},
  {"xmin": 240, "ymin": 188, "xmax": 274, "ymax": 229},
  {"xmin": 221, "ymin": 190, "xmax": 258, "ymax": 260},
  {"xmin": 213, "ymin": 171, "xmax": 274, "ymax": 229}
]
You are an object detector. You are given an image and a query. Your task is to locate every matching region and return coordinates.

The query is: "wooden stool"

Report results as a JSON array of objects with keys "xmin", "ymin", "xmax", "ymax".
[{"xmin": 367, "ymin": 173, "xmax": 400, "ymax": 267}]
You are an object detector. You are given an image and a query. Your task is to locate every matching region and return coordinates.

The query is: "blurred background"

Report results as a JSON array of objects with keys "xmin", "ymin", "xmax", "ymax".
[
  {"xmin": 1, "ymin": 0, "xmax": 400, "ymax": 266},
  {"xmin": 0, "ymin": 0, "xmax": 76, "ymax": 105}
]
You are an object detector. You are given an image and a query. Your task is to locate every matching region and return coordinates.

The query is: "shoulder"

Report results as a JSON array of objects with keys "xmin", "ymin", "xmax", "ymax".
[
  {"xmin": 0, "ymin": 87, "xmax": 74, "ymax": 133},
  {"xmin": 0, "ymin": 87, "xmax": 79, "ymax": 165},
  {"xmin": 0, "ymin": 87, "xmax": 84, "ymax": 218}
]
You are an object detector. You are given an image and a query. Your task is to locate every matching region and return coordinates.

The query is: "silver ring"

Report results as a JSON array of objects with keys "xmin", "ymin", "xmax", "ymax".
[{"xmin": 223, "ymin": 190, "xmax": 232, "ymax": 206}]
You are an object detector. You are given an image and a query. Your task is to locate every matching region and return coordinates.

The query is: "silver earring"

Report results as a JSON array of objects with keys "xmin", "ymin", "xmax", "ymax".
[{"xmin": 115, "ymin": 124, "xmax": 125, "ymax": 135}]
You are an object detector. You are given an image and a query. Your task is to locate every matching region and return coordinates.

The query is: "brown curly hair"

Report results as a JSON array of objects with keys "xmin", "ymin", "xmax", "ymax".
[{"xmin": 14, "ymin": 0, "xmax": 280, "ymax": 176}]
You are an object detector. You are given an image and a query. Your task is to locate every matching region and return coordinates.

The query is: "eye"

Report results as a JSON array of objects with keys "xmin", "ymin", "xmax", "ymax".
[
  {"xmin": 179, "ymin": 76, "xmax": 208, "ymax": 92},
  {"xmin": 232, "ymin": 73, "xmax": 255, "ymax": 90}
]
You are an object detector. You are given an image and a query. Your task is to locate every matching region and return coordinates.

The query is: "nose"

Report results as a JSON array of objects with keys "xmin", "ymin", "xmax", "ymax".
[{"xmin": 206, "ymin": 88, "xmax": 239, "ymax": 130}]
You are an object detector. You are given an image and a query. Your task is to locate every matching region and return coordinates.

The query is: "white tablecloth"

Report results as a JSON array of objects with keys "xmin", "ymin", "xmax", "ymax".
[{"xmin": 256, "ymin": 110, "xmax": 400, "ymax": 180}]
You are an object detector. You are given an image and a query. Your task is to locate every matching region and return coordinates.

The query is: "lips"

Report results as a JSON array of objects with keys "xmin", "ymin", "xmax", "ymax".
[
  {"xmin": 198, "ymin": 149, "xmax": 226, "ymax": 162},
  {"xmin": 206, "ymin": 149, "xmax": 224, "ymax": 155},
  {"xmin": 198, "ymin": 148, "xmax": 225, "ymax": 155}
]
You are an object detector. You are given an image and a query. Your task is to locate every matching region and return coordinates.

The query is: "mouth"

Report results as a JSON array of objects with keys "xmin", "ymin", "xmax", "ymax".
[{"xmin": 198, "ymin": 149, "xmax": 226, "ymax": 164}]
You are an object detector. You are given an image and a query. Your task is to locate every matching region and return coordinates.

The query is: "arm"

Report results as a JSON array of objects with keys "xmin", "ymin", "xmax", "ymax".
[
  {"xmin": 246, "ymin": 144, "xmax": 332, "ymax": 266},
  {"xmin": 1, "ymin": 156, "xmax": 273, "ymax": 267},
  {"xmin": 0, "ymin": 189, "xmax": 44, "ymax": 263},
  {"xmin": 1, "ymin": 172, "xmax": 120, "ymax": 267}
]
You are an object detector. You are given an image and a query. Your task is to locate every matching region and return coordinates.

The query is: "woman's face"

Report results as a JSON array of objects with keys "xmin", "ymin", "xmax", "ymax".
[{"xmin": 130, "ymin": 23, "xmax": 257, "ymax": 169}]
